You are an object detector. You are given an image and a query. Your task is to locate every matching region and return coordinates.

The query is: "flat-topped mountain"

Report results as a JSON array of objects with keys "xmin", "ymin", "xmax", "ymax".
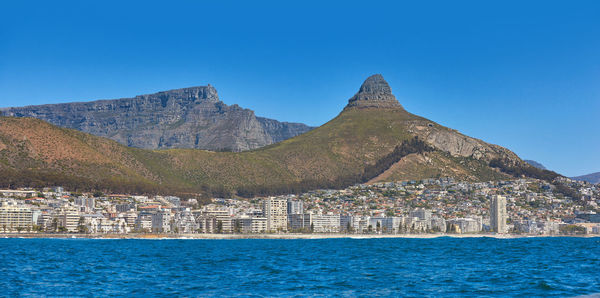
[
  {"xmin": 0, "ymin": 74, "xmax": 559, "ymax": 198},
  {"xmin": 0, "ymin": 85, "xmax": 313, "ymax": 151}
]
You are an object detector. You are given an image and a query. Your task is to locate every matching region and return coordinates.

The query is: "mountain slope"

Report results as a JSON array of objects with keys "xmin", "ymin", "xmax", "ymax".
[
  {"xmin": 0, "ymin": 85, "xmax": 313, "ymax": 152},
  {"xmin": 572, "ymin": 172, "xmax": 600, "ymax": 184},
  {"xmin": 525, "ymin": 160, "xmax": 547, "ymax": 170},
  {"xmin": 0, "ymin": 74, "xmax": 549, "ymax": 197}
]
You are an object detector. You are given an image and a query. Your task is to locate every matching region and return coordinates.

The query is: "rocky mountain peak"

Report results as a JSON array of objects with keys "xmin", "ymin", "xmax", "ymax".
[{"xmin": 345, "ymin": 74, "xmax": 402, "ymax": 109}]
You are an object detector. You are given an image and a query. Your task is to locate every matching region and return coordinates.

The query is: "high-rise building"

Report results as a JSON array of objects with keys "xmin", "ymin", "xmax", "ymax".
[
  {"xmin": 287, "ymin": 199, "xmax": 303, "ymax": 215},
  {"xmin": 490, "ymin": 195, "xmax": 507, "ymax": 233},
  {"xmin": 263, "ymin": 197, "xmax": 287, "ymax": 232}
]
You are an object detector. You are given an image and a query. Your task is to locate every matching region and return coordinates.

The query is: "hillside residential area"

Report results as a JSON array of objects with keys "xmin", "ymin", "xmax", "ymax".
[{"xmin": 1, "ymin": 177, "xmax": 598, "ymax": 236}]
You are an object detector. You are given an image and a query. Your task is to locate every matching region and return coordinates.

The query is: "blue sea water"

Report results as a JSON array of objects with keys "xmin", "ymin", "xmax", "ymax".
[{"xmin": 1, "ymin": 237, "xmax": 599, "ymax": 297}]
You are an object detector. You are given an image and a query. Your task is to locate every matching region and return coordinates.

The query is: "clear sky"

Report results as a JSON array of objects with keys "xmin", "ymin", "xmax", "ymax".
[{"xmin": 0, "ymin": 1, "xmax": 598, "ymax": 177}]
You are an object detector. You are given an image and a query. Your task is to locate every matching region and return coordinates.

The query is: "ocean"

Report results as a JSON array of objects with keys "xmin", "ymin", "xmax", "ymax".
[{"xmin": 1, "ymin": 237, "xmax": 599, "ymax": 296}]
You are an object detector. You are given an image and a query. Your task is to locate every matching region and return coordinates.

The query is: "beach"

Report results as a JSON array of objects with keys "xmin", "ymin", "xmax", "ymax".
[{"xmin": 2, "ymin": 232, "xmax": 592, "ymax": 239}]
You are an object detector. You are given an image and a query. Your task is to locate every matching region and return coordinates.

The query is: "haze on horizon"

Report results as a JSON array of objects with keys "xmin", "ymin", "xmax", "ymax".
[{"xmin": 0, "ymin": 0, "xmax": 598, "ymax": 177}]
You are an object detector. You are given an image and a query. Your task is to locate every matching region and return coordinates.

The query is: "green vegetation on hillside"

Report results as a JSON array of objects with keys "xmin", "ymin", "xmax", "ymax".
[
  {"xmin": 489, "ymin": 158, "xmax": 560, "ymax": 181},
  {"xmin": 0, "ymin": 105, "xmax": 534, "ymax": 198}
]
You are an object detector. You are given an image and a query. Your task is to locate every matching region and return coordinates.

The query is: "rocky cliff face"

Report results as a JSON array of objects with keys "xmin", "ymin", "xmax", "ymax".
[
  {"xmin": 345, "ymin": 74, "xmax": 403, "ymax": 109},
  {"xmin": 405, "ymin": 119, "xmax": 522, "ymax": 164},
  {"xmin": 344, "ymin": 74, "xmax": 521, "ymax": 165},
  {"xmin": 0, "ymin": 85, "xmax": 313, "ymax": 151}
]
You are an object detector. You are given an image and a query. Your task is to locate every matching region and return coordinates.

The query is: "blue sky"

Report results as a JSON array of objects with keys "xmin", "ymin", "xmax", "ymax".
[{"xmin": 0, "ymin": 1, "xmax": 598, "ymax": 176}]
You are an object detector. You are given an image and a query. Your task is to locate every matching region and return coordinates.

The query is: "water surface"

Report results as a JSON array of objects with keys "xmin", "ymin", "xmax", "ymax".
[{"xmin": 1, "ymin": 237, "xmax": 599, "ymax": 296}]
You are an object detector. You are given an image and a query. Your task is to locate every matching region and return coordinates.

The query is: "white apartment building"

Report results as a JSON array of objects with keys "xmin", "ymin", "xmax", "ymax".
[
  {"xmin": 235, "ymin": 216, "xmax": 267, "ymax": 233},
  {"xmin": 340, "ymin": 215, "xmax": 361, "ymax": 233},
  {"xmin": 262, "ymin": 198, "xmax": 288, "ymax": 232},
  {"xmin": 195, "ymin": 205, "xmax": 234, "ymax": 233},
  {"xmin": 173, "ymin": 208, "xmax": 198, "ymax": 233},
  {"xmin": 59, "ymin": 207, "xmax": 80, "ymax": 232},
  {"xmin": 287, "ymin": 199, "xmax": 303, "ymax": 215},
  {"xmin": 490, "ymin": 195, "xmax": 508, "ymax": 233},
  {"xmin": 0, "ymin": 200, "xmax": 33, "ymax": 232},
  {"xmin": 0, "ymin": 190, "xmax": 36, "ymax": 198},
  {"xmin": 312, "ymin": 213, "xmax": 341, "ymax": 233},
  {"xmin": 369, "ymin": 216, "xmax": 402, "ymax": 234}
]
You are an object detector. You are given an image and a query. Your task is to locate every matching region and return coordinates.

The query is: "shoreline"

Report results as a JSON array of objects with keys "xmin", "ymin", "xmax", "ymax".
[{"xmin": 1, "ymin": 233, "xmax": 596, "ymax": 240}]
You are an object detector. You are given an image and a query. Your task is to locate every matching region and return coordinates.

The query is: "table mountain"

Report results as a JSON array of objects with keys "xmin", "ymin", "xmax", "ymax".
[
  {"xmin": 0, "ymin": 85, "xmax": 313, "ymax": 151},
  {"xmin": 0, "ymin": 74, "xmax": 559, "ymax": 198}
]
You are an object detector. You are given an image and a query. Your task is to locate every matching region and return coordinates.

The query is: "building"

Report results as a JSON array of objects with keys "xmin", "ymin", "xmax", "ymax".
[
  {"xmin": 410, "ymin": 209, "xmax": 432, "ymax": 221},
  {"xmin": 81, "ymin": 214, "xmax": 105, "ymax": 233},
  {"xmin": 369, "ymin": 217, "xmax": 402, "ymax": 234},
  {"xmin": 0, "ymin": 200, "xmax": 34, "ymax": 232},
  {"xmin": 575, "ymin": 211, "xmax": 600, "ymax": 223},
  {"xmin": 58, "ymin": 207, "xmax": 80, "ymax": 232},
  {"xmin": 197, "ymin": 216, "xmax": 217, "ymax": 233},
  {"xmin": 262, "ymin": 197, "xmax": 288, "ymax": 232},
  {"xmin": 312, "ymin": 213, "xmax": 341, "ymax": 233},
  {"xmin": 173, "ymin": 208, "xmax": 198, "ymax": 233},
  {"xmin": 234, "ymin": 216, "xmax": 267, "ymax": 233},
  {"xmin": 165, "ymin": 196, "xmax": 181, "ymax": 208},
  {"xmin": 38, "ymin": 211, "xmax": 55, "ymax": 232},
  {"xmin": 74, "ymin": 197, "xmax": 95, "ymax": 211},
  {"xmin": 152, "ymin": 210, "xmax": 172, "ymax": 233},
  {"xmin": 288, "ymin": 213, "xmax": 312, "ymax": 232},
  {"xmin": 340, "ymin": 215, "xmax": 360, "ymax": 233},
  {"xmin": 195, "ymin": 205, "xmax": 233, "ymax": 233},
  {"xmin": 490, "ymin": 195, "xmax": 507, "ymax": 233},
  {"xmin": 135, "ymin": 212, "xmax": 153, "ymax": 232},
  {"xmin": 0, "ymin": 190, "xmax": 36, "ymax": 198},
  {"xmin": 448, "ymin": 217, "xmax": 482, "ymax": 234},
  {"xmin": 287, "ymin": 199, "xmax": 303, "ymax": 215},
  {"xmin": 116, "ymin": 203, "xmax": 136, "ymax": 213}
]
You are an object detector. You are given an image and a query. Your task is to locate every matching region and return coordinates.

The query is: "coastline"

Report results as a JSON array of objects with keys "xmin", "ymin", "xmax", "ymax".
[{"xmin": 2, "ymin": 233, "xmax": 596, "ymax": 240}]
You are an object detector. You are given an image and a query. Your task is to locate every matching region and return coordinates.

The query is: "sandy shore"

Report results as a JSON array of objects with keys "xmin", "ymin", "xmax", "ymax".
[{"xmin": 2, "ymin": 233, "xmax": 595, "ymax": 239}]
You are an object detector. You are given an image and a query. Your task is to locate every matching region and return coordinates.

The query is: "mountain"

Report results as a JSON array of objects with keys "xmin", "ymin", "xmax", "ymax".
[
  {"xmin": 0, "ymin": 74, "xmax": 558, "ymax": 198},
  {"xmin": 572, "ymin": 172, "xmax": 600, "ymax": 184},
  {"xmin": 0, "ymin": 85, "xmax": 313, "ymax": 152},
  {"xmin": 525, "ymin": 160, "xmax": 547, "ymax": 170}
]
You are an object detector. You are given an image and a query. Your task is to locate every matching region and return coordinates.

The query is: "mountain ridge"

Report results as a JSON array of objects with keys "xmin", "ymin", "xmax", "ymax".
[
  {"xmin": 525, "ymin": 160, "xmax": 547, "ymax": 170},
  {"xmin": 0, "ymin": 85, "xmax": 313, "ymax": 152},
  {"xmin": 572, "ymin": 172, "xmax": 600, "ymax": 184},
  {"xmin": 0, "ymin": 74, "xmax": 558, "ymax": 198}
]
